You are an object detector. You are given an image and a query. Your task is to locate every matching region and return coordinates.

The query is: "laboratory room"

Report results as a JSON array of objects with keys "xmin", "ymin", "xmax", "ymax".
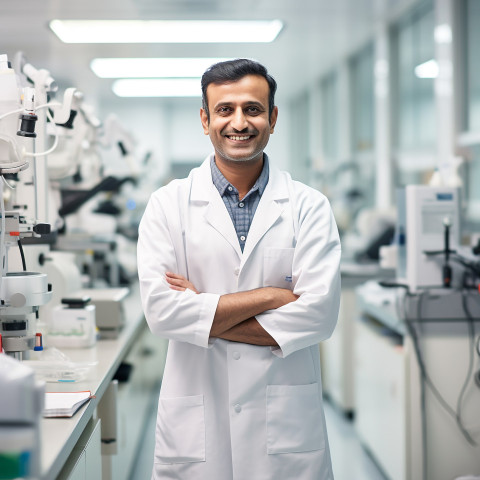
[{"xmin": 1, "ymin": 0, "xmax": 480, "ymax": 479}]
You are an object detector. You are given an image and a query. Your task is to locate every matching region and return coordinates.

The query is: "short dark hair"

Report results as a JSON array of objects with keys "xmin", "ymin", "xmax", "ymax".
[{"xmin": 201, "ymin": 58, "xmax": 277, "ymax": 122}]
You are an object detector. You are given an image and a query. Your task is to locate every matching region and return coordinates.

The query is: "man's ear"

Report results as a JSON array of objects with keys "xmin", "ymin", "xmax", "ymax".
[
  {"xmin": 200, "ymin": 108, "xmax": 209, "ymax": 135},
  {"xmin": 269, "ymin": 106, "xmax": 278, "ymax": 133}
]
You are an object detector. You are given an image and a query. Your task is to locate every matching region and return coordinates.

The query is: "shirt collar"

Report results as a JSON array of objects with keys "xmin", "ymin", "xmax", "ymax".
[{"xmin": 210, "ymin": 154, "xmax": 270, "ymax": 198}]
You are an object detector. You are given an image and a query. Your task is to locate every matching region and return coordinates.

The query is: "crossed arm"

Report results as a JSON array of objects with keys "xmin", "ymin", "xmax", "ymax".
[{"xmin": 166, "ymin": 272, "xmax": 298, "ymax": 346}]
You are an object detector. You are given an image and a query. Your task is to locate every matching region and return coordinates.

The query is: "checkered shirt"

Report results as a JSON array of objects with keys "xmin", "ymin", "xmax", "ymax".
[{"xmin": 210, "ymin": 155, "xmax": 269, "ymax": 252}]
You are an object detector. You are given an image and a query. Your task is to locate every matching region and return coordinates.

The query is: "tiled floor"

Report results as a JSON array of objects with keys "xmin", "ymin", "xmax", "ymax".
[{"xmin": 129, "ymin": 394, "xmax": 388, "ymax": 480}]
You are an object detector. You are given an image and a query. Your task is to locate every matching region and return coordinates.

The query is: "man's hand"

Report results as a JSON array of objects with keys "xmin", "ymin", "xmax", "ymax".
[{"xmin": 165, "ymin": 272, "xmax": 200, "ymax": 294}]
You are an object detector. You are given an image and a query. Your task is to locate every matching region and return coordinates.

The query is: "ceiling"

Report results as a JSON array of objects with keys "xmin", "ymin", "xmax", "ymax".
[{"xmin": 0, "ymin": 0, "xmax": 415, "ymax": 109}]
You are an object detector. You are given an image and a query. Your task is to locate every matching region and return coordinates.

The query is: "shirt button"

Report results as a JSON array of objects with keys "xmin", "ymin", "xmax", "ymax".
[
  {"xmin": 240, "ymin": 235, "xmax": 246, "ymax": 241},
  {"xmin": 228, "ymin": 186, "xmax": 233, "ymax": 191},
  {"xmin": 234, "ymin": 267, "xmax": 240, "ymax": 275},
  {"xmin": 238, "ymin": 202, "xmax": 245, "ymax": 208},
  {"xmin": 234, "ymin": 404, "xmax": 242, "ymax": 413},
  {"xmin": 233, "ymin": 351, "xmax": 241, "ymax": 360}
]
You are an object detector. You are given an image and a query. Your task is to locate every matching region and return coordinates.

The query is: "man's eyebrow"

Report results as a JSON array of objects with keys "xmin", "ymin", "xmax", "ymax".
[
  {"xmin": 244, "ymin": 101, "xmax": 266, "ymax": 108},
  {"xmin": 213, "ymin": 100, "xmax": 266, "ymax": 109}
]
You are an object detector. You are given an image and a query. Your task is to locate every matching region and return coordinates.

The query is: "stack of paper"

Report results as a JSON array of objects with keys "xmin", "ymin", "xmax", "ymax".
[{"xmin": 43, "ymin": 391, "xmax": 93, "ymax": 418}]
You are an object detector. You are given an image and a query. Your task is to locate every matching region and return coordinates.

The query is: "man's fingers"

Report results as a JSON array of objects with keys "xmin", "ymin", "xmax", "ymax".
[
  {"xmin": 166, "ymin": 271, "xmax": 185, "ymax": 280},
  {"xmin": 165, "ymin": 271, "xmax": 199, "ymax": 294},
  {"xmin": 169, "ymin": 285, "xmax": 186, "ymax": 291},
  {"xmin": 166, "ymin": 277, "xmax": 187, "ymax": 287}
]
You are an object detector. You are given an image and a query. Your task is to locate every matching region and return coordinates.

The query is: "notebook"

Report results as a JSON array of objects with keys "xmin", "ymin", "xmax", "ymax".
[{"xmin": 43, "ymin": 391, "xmax": 93, "ymax": 418}]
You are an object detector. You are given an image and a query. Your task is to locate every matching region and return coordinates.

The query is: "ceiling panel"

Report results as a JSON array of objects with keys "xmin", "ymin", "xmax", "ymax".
[{"xmin": 0, "ymin": 0, "xmax": 416, "ymax": 108}]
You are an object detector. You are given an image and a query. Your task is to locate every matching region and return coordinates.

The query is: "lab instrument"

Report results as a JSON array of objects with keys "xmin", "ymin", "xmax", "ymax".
[
  {"xmin": 0, "ymin": 354, "xmax": 45, "ymax": 479},
  {"xmin": 396, "ymin": 185, "xmax": 461, "ymax": 292}
]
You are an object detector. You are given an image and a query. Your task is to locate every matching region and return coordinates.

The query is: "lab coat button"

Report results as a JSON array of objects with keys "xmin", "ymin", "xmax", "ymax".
[
  {"xmin": 233, "ymin": 351, "xmax": 241, "ymax": 360},
  {"xmin": 234, "ymin": 267, "xmax": 240, "ymax": 275},
  {"xmin": 234, "ymin": 404, "xmax": 242, "ymax": 413}
]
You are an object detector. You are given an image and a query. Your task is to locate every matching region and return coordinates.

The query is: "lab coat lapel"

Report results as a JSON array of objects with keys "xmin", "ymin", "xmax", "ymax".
[
  {"xmin": 191, "ymin": 157, "xmax": 242, "ymax": 261},
  {"xmin": 241, "ymin": 167, "xmax": 288, "ymax": 268}
]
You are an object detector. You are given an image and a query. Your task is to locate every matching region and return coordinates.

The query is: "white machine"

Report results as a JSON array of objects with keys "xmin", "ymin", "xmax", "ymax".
[
  {"xmin": 0, "ymin": 354, "xmax": 45, "ymax": 479},
  {"xmin": 1, "ymin": 53, "xmax": 134, "ymax": 355},
  {"xmin": 0, "ymin": 54, "xmax": 54, "ymax": 360},
  {"xmin": 396, "ymin": 185, "xmax": 461, "ymax": 292},
  {"xmin": 48, "ymin": 296, "xmax": 97, "ymax": 348}
]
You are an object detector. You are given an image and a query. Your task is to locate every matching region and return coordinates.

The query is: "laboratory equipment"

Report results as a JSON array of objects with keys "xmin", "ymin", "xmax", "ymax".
[
  {"xmin": 48, "ymin": 107, "xmax": 139, "ymax": 288},
  {"xmin": 396, "ymin": 185, "xmax": 461, "ymax": 292},
  {"xmin": 0, "ymin": 54, "xmax": 54, "ymax": 359},
  {"xmin": 0, "ymin": 354, "xmax": 45, "ymax": 479},
  {"xmin": 0, "ymin": 54, "xmax": 29, "ymax": 174},
  {"xmin": 355, "ymin": 280, "xmax": 480, "ymax": 480},
  {"xmin": 48, "ymin": 296, "xmax": 97, "ymax": 348},
  {"xmin": 75, "ymin": 288, "xmax": 129, "ymax": 338}
]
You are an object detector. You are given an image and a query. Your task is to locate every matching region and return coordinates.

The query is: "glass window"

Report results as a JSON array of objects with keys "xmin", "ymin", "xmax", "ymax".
[
  {"xmin": 466, "ymin": 0, "xmax": 480, "ymax": 131},
  {"xmin": 351, "ymin": 43, "xmax": 375, "ymax": 155},
  {"xmin": 464, "ymin": 147, "xmax": 480, "ymax": 224},
  {"xmin": 321, "ymin": 72, "xmax": 338, "ymax": 163},
  {"xmin": 392, "ymin": 1, "xmax": 435, "ymax": 185},
  {"xmin": 288, "ymin": 91, "xmax": 310, "ymax": 183},
  {"xmin": 463, "ymin": 0, "xmax": 480, "ymax": 227},
  {"xmin": 350, "ymin": 44, "xmax": 375, "ymax": 208}
]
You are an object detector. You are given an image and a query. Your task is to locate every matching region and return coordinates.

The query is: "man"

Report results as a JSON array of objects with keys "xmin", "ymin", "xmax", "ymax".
[{"xmin": 137, "ymin": 58, "xmax": 341, "ymax": 480}]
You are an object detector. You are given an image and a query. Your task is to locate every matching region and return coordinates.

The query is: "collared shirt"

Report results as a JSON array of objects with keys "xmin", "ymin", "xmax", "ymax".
[{"xmin": 210, "ymin": 155, "xmax": 269, "ymax": 252}]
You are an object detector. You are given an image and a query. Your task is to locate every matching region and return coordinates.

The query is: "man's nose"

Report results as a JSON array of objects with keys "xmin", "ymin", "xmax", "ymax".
[{"xmin": 230, "ymin": 108, "xmax": 248, "ymax": 131}]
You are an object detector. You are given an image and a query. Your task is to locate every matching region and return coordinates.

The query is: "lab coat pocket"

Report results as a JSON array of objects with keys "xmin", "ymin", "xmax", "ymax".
[
  {"xmin": 155, "ymin": 394, "xmax": 206, "ymax": 464},
  {"xmin": 263, "ymin": 247, "xmax": 295, "ymax": 290},
  {"xmin": 266, "ymin": 383, "xmax": 325, "ymax": 454}
]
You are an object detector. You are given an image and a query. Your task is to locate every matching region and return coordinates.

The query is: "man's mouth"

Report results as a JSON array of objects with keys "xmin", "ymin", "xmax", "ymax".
[{"xmin": 225, "ymin": 134, "xmax": 254, "ymax": 141}]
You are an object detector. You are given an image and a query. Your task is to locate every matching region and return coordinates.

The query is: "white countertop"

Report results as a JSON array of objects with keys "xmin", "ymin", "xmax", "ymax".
[
  {"xmin": 39, "ymin": 282, "xmax": 145, "ymax": 480},
  {"xmin": 355, "ymin": 281, "xmax": 406, "ymax": 335}
]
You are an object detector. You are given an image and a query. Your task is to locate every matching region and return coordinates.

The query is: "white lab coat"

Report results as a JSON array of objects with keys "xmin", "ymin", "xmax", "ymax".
[{"xmin": 137, "ymin": 155, "xmax": 341, "ymax": 480}]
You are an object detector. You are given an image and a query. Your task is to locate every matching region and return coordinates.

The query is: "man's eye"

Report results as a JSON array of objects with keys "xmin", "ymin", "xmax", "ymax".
[
  {"xmin": 246, "ymin": 106, "xmax": 261, "ymax": 114},
  {"xmin": 218, "ymin": 107, "xmax": 231, "ymax": 113}
]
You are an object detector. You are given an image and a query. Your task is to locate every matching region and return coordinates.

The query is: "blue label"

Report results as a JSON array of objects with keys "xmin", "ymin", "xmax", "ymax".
[{"xmin": 436, "ymin": 193, "xmax": 453, "ymax": 201}]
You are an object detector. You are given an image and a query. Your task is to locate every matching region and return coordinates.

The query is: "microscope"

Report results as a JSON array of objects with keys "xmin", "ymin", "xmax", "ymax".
[{"xmin": 0, "ymin": 53, "xmax": 54, "ymax": 360}]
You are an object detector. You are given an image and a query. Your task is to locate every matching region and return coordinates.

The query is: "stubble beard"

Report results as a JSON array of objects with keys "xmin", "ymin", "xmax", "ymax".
[{"xmin": 216, "ymin": 134, "xmax": 268, "ymax": 164}]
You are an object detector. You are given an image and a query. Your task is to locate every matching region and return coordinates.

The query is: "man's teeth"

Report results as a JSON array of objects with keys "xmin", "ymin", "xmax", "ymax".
[{"xmin": 229, "ymin": 135, "xmax": 251, "ymax": 141}]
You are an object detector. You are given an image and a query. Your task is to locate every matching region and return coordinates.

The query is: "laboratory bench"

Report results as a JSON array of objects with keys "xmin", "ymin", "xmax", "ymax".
[
  {"xmin": 39, "ymin": 282, "xmax": 168, "ymax": 480},
  {"xmin": 320, "ymin": 261, "xmax": 394, "ymax": 417}
]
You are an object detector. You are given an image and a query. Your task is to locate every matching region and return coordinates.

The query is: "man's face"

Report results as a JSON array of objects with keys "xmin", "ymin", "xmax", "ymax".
[{"xmin": 200, "ymin": 75, "xmax": 278, "ymax": 165}]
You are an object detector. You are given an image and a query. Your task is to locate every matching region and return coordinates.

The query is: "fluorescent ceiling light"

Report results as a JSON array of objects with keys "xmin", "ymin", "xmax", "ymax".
[
  {"xmin": 91, "ymin": 57, "xmax": 231, "ymax": 78},
  {"xmin": 414, "ymin": 59, "xmax": 439, "ymax": 79},
  {"xmin": 49, "ymin": 19, "xmax": 283, "ymax": 44},
  {"xmin": 112, "ymin": 78, "xmax": 201, "ymax": 97}
]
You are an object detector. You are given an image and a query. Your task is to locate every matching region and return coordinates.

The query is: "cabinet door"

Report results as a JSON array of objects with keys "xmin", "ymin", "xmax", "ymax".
[
  {"xmin": 85, "ymin": 419, "xmax": 102, "ymax": 479},
  {"xmin": 58, "ymin": 418, "xmax": 101, "ymax": 480},
  {"xmin": 354, "ymin": 318, "xmax": 407, "ymax": 480},
  {"xmin": 63, "ymin": 451, "xmax": 86, "ymax": 480}
]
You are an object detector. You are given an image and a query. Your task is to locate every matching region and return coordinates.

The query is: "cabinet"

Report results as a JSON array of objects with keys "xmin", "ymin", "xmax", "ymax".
[
  {"xmin": 101, "ymin": 325, "xmax": 167, "ymax": 480},
  {"xmin": 354, "ymin": 284, "xmax": 480, "ymax": 480},
  {"xmin": 57, "ymin": 419, "xmax": 102, "ymax": 480},
  {"xmin": 321, "ymin": 264, "xmax": 393, "ymax": 416},
  {"xmin": 354, "ymin": 317, "xmax": 407, "ymax": 480}
]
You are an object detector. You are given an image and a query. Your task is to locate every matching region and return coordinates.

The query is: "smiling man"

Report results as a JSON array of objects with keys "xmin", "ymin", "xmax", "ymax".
[{"xmin": 137, "ymin": 59, "xmax": 342, "ymax": 480}]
